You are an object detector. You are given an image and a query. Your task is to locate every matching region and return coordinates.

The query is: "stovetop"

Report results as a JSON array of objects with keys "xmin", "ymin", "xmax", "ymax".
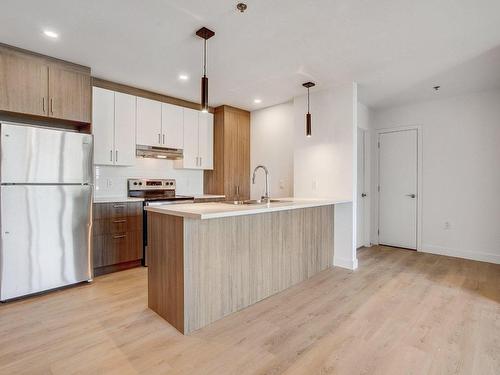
[{"xmin": 127, "ymin": 178, "xmax": 193, "ymax": 202}]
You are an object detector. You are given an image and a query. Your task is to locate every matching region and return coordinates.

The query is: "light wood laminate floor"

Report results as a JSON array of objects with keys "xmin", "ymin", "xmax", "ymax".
[{"xmin": 0, "ymin": 246, "xmax": 499, "ymax": 374}]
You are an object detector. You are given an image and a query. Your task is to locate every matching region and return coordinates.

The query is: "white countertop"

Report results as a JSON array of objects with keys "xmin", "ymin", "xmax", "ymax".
[
  {"xmin": 93, "ymin": 196, "xmax": 144, "ymax": 204},
  {"xmin": 144, "ymin": 198, "xmax": 351, "ymax": 219}
]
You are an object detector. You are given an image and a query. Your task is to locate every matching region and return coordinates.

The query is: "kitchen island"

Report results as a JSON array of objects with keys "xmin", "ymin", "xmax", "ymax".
[{"xmin": 145, "ymin": 199, "xmax": 348, "ymax": 334}]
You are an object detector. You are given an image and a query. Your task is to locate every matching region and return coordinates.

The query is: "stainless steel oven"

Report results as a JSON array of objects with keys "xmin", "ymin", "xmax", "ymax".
[{"xmin": 128, "ymin": 178, "xmax": 193, "ymax": 266}]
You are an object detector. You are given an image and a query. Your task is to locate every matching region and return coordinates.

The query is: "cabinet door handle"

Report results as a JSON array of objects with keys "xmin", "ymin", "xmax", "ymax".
[
  {"xmin": 112, "ymin": 219, "xmax": 127, "ymax": 223},
  {"xmin": 163, "ymin": 134, "xmax": 165, "ymax": 144},
  {"xmin": 158, "ymin": 134, "xmax": 161, "ymax": 144},
  {"xmin": 199, "ymin": 156, "xmax": 202, "ymax": 166},
  {"xmin": 42, "ymin": 97, "xmax": 45, "ymax": 113},
  {"xmin": 50, "ymin": 98, "xmax": 54, "ymax": 114},
  {"xmin": 110, "ymin": 150, "xmax": 113, "ymax": 162},
  {"xmin": 113, "ymin": 204, "xmax": 126, "ymax": 208},
  {"xmin": 113, "ymin": 234, "xmax": 127, "ymax": 239},
  {"xmin": 115, "ymin": 150, "xmax": 118, "ymax": 163}
]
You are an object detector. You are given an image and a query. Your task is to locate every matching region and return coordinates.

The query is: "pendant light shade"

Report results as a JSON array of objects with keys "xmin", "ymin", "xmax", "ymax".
[
  {"xmin": 196, "ymin": 27, "xmax": 215, "ymax": 113},
  {"xmin": 302, "ymin": 82, "xmax": 315, "ymax": 137}
]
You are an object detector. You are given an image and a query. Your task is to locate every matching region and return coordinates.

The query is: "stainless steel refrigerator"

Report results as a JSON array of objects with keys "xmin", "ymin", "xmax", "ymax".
[{"xmin": 0, "ymin": 122, "xmax": 93, "ymax": 301}]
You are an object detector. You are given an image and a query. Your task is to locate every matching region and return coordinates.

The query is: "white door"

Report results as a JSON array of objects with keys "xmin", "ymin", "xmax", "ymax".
[
  {"xmin": 92, "ymin": 87, "xmax": 114, "ymax": 165},
  {"xmin": 198, "ymin": 112, "xmax": 213, "ymax": 170},
  {"xmin": 378, "ymin": 129, "xmax": 418, "ymax": 249},
  {"xmin": 161, "ymin": 103, "xmax": 184, "ymax": 149},
  {"xmin": 181, "ymin": 108, "xmax": 199, "ymax": 169},
  {"xmin": 356, "ymin": 128, "xmax": 366, "ymax": 248},
  {"xmin": 114, "ymin": 92, "xmax": 136, "ymax": 166},
  {"xmin": 136, "ymin": 97, "xmax": 162, "ymax": 146}
]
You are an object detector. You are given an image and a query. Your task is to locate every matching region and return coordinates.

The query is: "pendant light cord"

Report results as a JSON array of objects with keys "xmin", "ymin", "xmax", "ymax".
[
  {"xmin": 203, "ymin": 39, "xmax": 207, "ymax": 77},
  {"xmin": 307, "ymin": 87, "xmax": 310, "ymax": 113}
]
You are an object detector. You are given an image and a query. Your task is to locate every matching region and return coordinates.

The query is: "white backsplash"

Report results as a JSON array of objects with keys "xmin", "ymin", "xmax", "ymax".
[{"xmin": 94, "ymin": 158, "xmax": 204, "ymax": 198}]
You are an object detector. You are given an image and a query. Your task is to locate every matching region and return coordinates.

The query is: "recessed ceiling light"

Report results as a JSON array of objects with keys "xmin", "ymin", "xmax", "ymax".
[
  {"xmin": 43, "ymin": 30, "xmax": 59, "ymax": 39},
  {"xmin": 179, "ymin": 74, "xmax": 189, "ymax": 81},
  {"xmin": 254, "ymin": 99, "xmax": 262, "ymax": 104}
]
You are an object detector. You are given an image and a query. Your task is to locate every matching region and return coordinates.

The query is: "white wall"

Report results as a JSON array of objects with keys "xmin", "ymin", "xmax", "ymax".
[
  {"xmin": 372, "ymin": 88, "xmax": 500, "ymax": 264},
  {"xmin": 293, "ymin": 83, "xmax": 358, "ymax": 269},
  {"xmin": 250, "ymin": 101, "xmax": 294, "ymax": 199},
  {"xmin": 94, "ymin": 159, "xmax": 203, "ymax": 197},
  {"xmin": 293, "ymin": 85, "xmax": 356, "ymax": 201}
]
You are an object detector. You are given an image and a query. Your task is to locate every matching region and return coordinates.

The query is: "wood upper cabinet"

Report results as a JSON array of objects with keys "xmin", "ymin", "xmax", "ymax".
[
  {"xmin": 48, "ymin": 65, "xmax": 91, "ymax": 123},
  {"xmin": 0, "ymin": 48, "xmax": 48, "ymax": 117},
  {"xmin": 0, "ymin": 44, "xmax": 91, "ymax": 124},
  {"xmin": 204, "ymin": 105, "xmax": 250, "ymax": 201}
]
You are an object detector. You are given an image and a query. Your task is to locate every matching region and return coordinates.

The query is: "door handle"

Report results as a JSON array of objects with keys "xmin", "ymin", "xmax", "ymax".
[
  {"xmin": 115, "ymin": 150, "xmax": 118, "ymax": 163},
  {"xmin": 42, "ymin": 97, "xmax": 45, "ymax": 113},
  {"xmin": 406, "ymin": 194, "xmax": 416, "ymax": 198},
  {"xmin": 50, "ymin": 98, "xmax": 54, "ymax": 114},
  {"xmin": 113, "ymin": 234, "xmax": 127, "ymax": 239},
  {"xmin": 110, "ymin": 150, "xmax": 113, "ymax": 162},
  {"xmin": 158, "ymin": 134, "xmax": 161, "ymax": 144},
  {"xmin": 163, "ymin": 134, "xmax": 165, "ymax": 144},
  {"xmin": 112, "ymin": 219, "xmax": 127, "ymax": 223},
  {"xmin": 361, "ymin": 193, "xmax": 367, "ymax": 197},
  {"xmin": 113, "ymin": 204, "xmax": 126, "ymax": 208},
  {"xmin": 199, "ymin": 156, "xmax": 202, "ymax": 166}
]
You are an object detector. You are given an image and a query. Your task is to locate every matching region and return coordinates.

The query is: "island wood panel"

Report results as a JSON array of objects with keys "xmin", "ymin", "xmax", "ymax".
[
  {"xmin": 147, "ymin": 212, "xmax": 185, "ymax": 333},
  {"xmin": 182, "ymin": 205, "xmax": 334, "ymax": 333}
]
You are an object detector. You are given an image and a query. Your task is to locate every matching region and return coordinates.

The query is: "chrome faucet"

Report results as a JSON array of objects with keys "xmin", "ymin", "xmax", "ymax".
[{"xmin": 252, "ymin": 165, "xmax": 270, "ymax": 201}]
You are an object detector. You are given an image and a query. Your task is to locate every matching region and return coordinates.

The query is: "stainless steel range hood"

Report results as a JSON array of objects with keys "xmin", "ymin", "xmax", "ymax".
[{"xmin": 136, "ymin": 145, "xmax": 183, "ymax": 160}]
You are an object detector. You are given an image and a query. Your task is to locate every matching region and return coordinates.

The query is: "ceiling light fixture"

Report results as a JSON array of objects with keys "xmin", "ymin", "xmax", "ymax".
[
  {"xmin": 302, "ymin": 82, "xmax": 315, "ymax": 137},
  {"xmin": 43, "ymin": 30, "xmax": 59, "ymax": 39},
  {"xmin": 254, "ymin": 99, "xmax": 262, "ymax": 104},
  {"xmin": 179, "ymin": 74, "xmax": 189, "ymax": 81},
  {"xmin": 433, "ymin": 85, "xmax": 441, "ymax": 91},
  {"xmin": 196, "ymin": 27, "xmax": 215, "ymax": 113},
  {"xmin": 236, "ymin": 3, "xmax": 248, "ymax": 13}
]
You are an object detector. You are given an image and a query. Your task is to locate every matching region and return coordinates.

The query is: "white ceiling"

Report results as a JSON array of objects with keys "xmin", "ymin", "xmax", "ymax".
[{"xmin": 1, "ymin": 0, "xmax": 500, "ymax": 110}]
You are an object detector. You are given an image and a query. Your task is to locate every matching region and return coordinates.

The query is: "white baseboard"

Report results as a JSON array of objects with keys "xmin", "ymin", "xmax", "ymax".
[
  {"xmin": 334, "ymin": 256, "xmax": 358, "ymax": 270},
  {"xmin": 420, "ymin": 244, "xmax": 500, "ymax": 264}
]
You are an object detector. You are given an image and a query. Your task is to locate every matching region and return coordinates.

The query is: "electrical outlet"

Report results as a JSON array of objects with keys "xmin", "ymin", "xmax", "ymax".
[{"xmin": 444, "ymin": 221, "xmax": 451, "ymax": 230}]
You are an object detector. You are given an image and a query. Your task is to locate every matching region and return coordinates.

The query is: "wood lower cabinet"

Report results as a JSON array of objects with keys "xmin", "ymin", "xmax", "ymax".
[
  {"xmin": 93, "ymin": 202, "xmax": 143, "ymax": 276},
  {"xmin": 0, "ymin": 44, "xmax": 91, "ymax": 125},
  {"xmin": 204, "ymin": 105, "xmax": 250, "ymax": 201}
]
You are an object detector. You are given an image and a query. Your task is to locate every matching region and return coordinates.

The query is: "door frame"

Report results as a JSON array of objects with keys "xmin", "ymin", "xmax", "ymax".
[
  {"xmin": 375, "ymin": 125, "xmax": 423, "ymax": 251},
  {"xmin": 357, "ymin": 127, "xmax": 371, "ymax": 248}
]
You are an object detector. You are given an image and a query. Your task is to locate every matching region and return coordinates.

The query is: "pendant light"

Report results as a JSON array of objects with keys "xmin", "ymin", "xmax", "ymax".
[
  {"xmin": 302, "ymin": 82, "xmax": 315, "ymax": 137},
  {"xmin": 196, "ymin": 27, "xmax": 215, "ymax": 113}
]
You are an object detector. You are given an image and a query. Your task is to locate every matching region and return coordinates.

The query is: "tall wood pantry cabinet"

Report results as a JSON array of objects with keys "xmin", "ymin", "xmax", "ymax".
[{"xmin": 204, "ymin": 105, "xmax": 250, "ymax": 201}]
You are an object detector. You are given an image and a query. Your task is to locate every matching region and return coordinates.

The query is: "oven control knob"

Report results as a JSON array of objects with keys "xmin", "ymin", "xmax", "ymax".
[
  {"xmin": 139, "ymin": 182, "xmax": 143, "ymax": 186},
  {"xmin": 133, "ymin": 182, "xmax": 138, "ymax": 185}
]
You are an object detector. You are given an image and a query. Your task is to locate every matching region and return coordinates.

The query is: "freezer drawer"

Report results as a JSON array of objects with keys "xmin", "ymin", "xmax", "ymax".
[
  {"xmin": 0, "ymin": 123, "xmax": 93, "ymax": 184},
  {"xmin": 0, "ymin": 185, "xmax": 92, "ymax": 300}
]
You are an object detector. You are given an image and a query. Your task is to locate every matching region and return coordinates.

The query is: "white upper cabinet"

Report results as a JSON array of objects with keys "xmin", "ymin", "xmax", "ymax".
[
  {"xmin": 198, "ymin": 112, "xmax": 214, "ymax": 169},
  {"xmin": 180, "ymin": 108, "xmax": 199, "ymax": 169},
  {"xmin": 161, "ymin": 103, "xmax": 184, "ymax": 149},
  {"xmin": 136, "ymin": 97, "xmax": 162, "ymax": 146},
  {"xmin": 175, "ymin": 108, "xmax": 214, "ymax": 170},
  {"xmin": 113, "ymin": 92, "xmax": 136, "ymax": 166},
  {"xmin": 92, "ymin": 87, "xmax": 136, "ymax": 166},
  {"xmin": 92, "ymin": 87, "xmax": 114, "ymax": 165}
]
